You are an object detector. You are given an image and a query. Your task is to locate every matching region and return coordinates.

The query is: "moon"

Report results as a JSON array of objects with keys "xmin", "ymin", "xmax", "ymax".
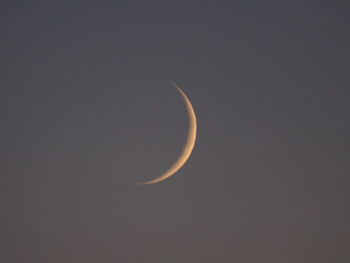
[{"xmin": 137, "ymin": 83, "xmax": 197, "ymax": 185}]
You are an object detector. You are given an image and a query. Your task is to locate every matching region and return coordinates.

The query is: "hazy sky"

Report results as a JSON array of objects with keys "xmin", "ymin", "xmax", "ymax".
[{"xmin": 1, "ymin": 1, "xmax": 349, "ymax": 262}]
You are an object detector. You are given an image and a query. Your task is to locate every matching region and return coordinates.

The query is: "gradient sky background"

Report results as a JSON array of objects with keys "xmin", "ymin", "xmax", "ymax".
[{"xmin": 1, "ymin": 1, "xmax": 349, "ymax": 262}]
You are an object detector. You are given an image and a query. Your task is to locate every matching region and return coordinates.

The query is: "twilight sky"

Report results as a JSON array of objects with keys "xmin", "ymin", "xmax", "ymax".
[{"xmin": 1, "ymin": 1, "xmax": 349, "ymax": 262}]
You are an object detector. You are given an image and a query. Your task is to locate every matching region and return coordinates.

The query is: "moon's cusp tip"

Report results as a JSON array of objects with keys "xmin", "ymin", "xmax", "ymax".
[
  {"xmin": 136, "ymin": 181, "xmax": 154, "ymax": 185},
  {"xmin": 170, "ymin": 81, "xmax": 182, "ymax": 91}
]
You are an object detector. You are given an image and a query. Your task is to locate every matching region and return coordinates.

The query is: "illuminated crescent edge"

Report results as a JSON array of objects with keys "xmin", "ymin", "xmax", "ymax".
[{"xmin": 137, "ymin": 83, "xmax": 197, "ymax": 185}]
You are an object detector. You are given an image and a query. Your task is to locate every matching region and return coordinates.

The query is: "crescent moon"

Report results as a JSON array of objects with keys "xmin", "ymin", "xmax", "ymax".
[{"xmin": 137, "ymin": 83, "xmax": 197, "ymax": 185}]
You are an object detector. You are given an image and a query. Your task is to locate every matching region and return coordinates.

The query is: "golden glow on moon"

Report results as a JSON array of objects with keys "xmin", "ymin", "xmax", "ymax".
[{"xmin": 137, "ymin": 83, "xmax": 197, "ymax": 185}]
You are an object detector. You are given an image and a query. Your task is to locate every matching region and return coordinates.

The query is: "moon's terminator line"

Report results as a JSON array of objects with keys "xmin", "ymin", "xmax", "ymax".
[{"xmin": 137, "ymin": 83, "xmax": 197, "ymax": 185}]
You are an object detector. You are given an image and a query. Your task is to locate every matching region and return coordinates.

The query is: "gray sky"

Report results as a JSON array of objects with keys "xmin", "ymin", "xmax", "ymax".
[{"xmin": 1, "ymin": 1, "xmax": 349, "ymax": 262}]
